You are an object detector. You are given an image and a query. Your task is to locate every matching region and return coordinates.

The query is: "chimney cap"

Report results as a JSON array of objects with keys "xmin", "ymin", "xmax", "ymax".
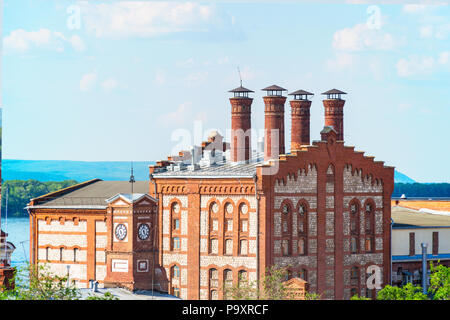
[
  {"xmin": 289, "ymin": 89, "xmax": 314, "ymax": 100},
  {"xmin": 321, "ymin": 88, "xmax": 347, "ymax": 95},
  {"xmin": 262, "ymin": 85, "xmax": 287, "ymax": 91},
  {"xmin": 321, "ymin": 88, "xmax": 346, "ymax": 100},
  {"xmin": 229, "ymin": 86, "xmax": 254, "ymax": 93}
]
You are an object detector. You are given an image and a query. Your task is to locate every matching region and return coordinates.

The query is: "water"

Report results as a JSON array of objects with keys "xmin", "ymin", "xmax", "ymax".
[{"xmin": 1, "ymin": 217, "xmax": 30, "ymax": 270}]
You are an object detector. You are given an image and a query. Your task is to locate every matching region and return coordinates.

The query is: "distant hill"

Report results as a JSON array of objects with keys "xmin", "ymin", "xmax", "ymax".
[
  {"xmin": 2, "ymin": 159, "xmax": 416, "ymax": 184},
  {"xmin": 2, "ymin": 159, "xmax": 155, "ymax": 182},
  {"xmin": 394, "ymin": 171, "xmax": 416, "ymax": 183}
]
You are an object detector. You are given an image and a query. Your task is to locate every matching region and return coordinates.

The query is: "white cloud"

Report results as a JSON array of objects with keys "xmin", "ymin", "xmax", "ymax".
[
  {"xmin": 419, "ymin": 23, "xmax": 450, "ymax": 39},
  {"xmin": 402, "ymin": 4, "xmax": 430, "ymax": 14},
  {"xmin": 395, "ymin": 52, "xmax": 450, "ymax": 77},
  {"xmin": 186, "ymin": 71, "xmax": 208, "ymax": 86},
  {"xmin": 69, "ymin": 35, "xmax": 86, "ymax": 52},
  {"xmin": 80, "ymin": 72, "xmax": 98, "ymax": 91},
  {"xmin": 3, "ymin": 28, "xmax": 86, "ymax": 53},
  {"xmin": 78, "ymin": 2, "xmax": 230, "ymax": 38},
  {"xmin": 325, "ymin": 53, "xmax": 357, "ymax": 71},
  {"xmin": 176, "ymin": 58, "xmax": 195, "ymax": 68},
  {"xmin": 101, "ymin": 77, "xmax": 118, "ymax": 92},
  {"xmin": 3, "ymin": 28, "xmax": 65, "ymax": 53},
  {"xmin": 332, "ymin": 23, "xmax": 399, "ymax": 52},
  {"xmin": 158, "ymin": 102, "xmax": 192, "ymax": 127}
]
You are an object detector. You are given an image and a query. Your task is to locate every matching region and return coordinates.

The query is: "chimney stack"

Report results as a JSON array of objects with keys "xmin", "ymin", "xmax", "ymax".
[
  {"xmin": 229, "ymin": 86, "xmax": 254, "ymax": 163},
  {"xmin": 321, "ymin": 89, "xmax": 347, "ymax": 141},
  {"xmin": 289, "ymin": 89, "xmax": 313, "ymax": 151},
  {"xmin": 262, "ymin": 85, "xmax": 287, "ymax": 161}
]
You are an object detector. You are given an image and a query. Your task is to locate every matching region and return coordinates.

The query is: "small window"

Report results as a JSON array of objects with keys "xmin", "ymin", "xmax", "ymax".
[
  {"xmin": 298, "ymin": 269, "xmax": 307, "ymax": 281},
  {"xmin": 172, "ymin": 265, "xmax": 180, "ymax": 279},
  {"xmin": 60, "ymin": 248, "xmax": 64, "ymax": 261},
  {"xmin": 298, "ymin": 238, "xmax": 306, "ymax": 255},
  {"xmin": 173, "ymin": 219, "xmax": 180, "ymax": 230},
  {"xmin": 173, "ymin": 287, "xmax": 180, "ymax": 297},
  {"xmin": 351, "ymin": 237, "xmax": 358, "ymax": 254},
  {"xmin": 210, "ymin": 238, "xmax": 218, "ymax": 254},
  {"xmin": 172, "ymin": 237, "xmax": 181, "ymax": 250},
  {"xmin": 239, "ymin": 239, "xmax": 248, "ymax": 255},
  {"xmin": 365, "ymin": 238, "xmax": 373, "ymax": 253},
  {"xmin": 282, "ymin": 239, "xmax": 290, "ymax": 256},
  {"xmin": 240, "ymin": 219, "xmax": 248, "ymax": 232},
  {"xmin": 225, "ymin": 239, "xmax": 233, "ymax": 255},
  {"xmin": 238, "ymin": 270, "xmax": 248, "ymax": 288},
  {"xmin": 73, "ymin": 248, "xmax": 78, "ymax": 262}
]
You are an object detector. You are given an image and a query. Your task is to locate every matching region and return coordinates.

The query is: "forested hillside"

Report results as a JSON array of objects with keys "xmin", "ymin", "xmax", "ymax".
[{"xmin": 1, "ymin": 180, "xmax": 78, "ymax": 217}]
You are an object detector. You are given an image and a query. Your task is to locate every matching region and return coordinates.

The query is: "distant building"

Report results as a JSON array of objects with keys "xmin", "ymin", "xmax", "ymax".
[
  {"xmin": 27, "ymin": 179, "xmax": 168, "ymax": 291},
  {"xmin": 391, "ymin": 199, "xmax": 450, "ymax": 286},
  {"xmin": 0, "ymin": 229, "xmax": 16, "ymax": 290}
]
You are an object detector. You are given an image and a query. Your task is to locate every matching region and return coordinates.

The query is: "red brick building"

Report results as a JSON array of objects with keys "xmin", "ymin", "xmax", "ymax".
[
  {"xmin": 28, "ymin": 179, "xmax": 168, "ymax": 291},
  {"xmin": 149, "ymin": 86, "xmax": 394, "ymax": 300}
]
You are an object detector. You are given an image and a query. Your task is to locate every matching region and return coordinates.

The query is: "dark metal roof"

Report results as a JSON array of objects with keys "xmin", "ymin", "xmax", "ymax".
[
  {"xmin": 262, "ymin": 85, "xmax": 287, "ymax": 91},
  {"xmin": 29, "ymin": 180, "xmax": 149, "ymax": 208},
  {"xmin": 289, "ymin": 89, "xmax": 314, "ymax": 96},
  {"xmin": 228, "ymin": 86, "xmax": 254, "ymax": 93},
  {"xmin": 321, "ymin": 88, "xmax": 347, "ymax": 95}
]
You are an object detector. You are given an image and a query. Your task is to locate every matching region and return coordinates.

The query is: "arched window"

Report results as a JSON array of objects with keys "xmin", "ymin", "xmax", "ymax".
[
  {"xmin": 349, "ymin": 200, "xmax": 360, "ymax": 254},
  {"xmin": 59, "ymin": 247, "xmax": 64, "ymax": 261},
  {"xmin": 45, "ymin": 247, "xmax": 50, "ymax": 261},
  {"xmin": 210, "ymin": 289, "xmax": 218, "ymax": 300},
  {"xmin": 239, "ymin": 239, "xmax": 248, "ymax": 256},
  {"xmin": 223, "ymin": 269, "xmax": 233, "ymax": 300},
  {"xmin": 209, "ymin": 268, "xmax": 219, "ymax": 289},
  {"xmin": 209, "ymin": 238, "xmax": 218, "ymax": 255},
  {"xmin": 73, "ymin": 248, "xmax": 78, "ymax": 262},
  {"xmin": 350, "ymin": 266, "xmax": 359, "ymax": 287},
  {"xmin": 171, "ymin": 202, "xmax": 181, "ymax": 252},
  {"xmin": 172, "ymin": 265, "xmax": 180, "ymax": 279},
  {"xmin": 364, "ymin": 200, "xmax": 375, "ymax": 253},
  {"xmin": 281, "ymin": 202, "xmax": 292, "ymax": 256},
  {"xmin": 238, "ymin": 270, "xmax": 248, "ymax": 288},
  {"xmin": 224, "ymin": 238, "xmax": 233, "ymax": 255},
  {"xmin": 297, "ymin": 202, "xmax": 308, "ymax": 256},
  {"xmin": 209, "ymin": 202, "xmax": 219, "ymax": 232},
  {"xmin": 239, "ymin": 203, "xmax": 249, "ymax": 233},
  {"xmin": 298, "ymin": 269, "xmax": 308, "ymax": 281}
]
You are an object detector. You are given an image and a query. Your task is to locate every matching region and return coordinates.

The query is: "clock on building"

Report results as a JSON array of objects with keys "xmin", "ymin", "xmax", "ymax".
[
  {"xmin": 138, "ymin": 223, "xmax": 150, "ymax": 240},
  {"xmin": 115, "ymin": 224, "xmax": 127, "ymax": 240}
]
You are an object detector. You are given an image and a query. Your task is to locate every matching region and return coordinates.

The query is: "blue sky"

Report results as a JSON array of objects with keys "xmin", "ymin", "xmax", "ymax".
[{"xmin": 2, "ymin": 1, "xmax": 450, "ymax": 182}]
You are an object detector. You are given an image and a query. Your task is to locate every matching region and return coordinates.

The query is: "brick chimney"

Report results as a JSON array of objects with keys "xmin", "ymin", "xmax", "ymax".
[
  {"xmin": 289, "ymin": 89, "xmax": 313, "ymax": 151},
  {"xmin": 262, "ymin": 85, "xmax": 287, "ymax": 160},
  {"xmin": 321, "ymin": 89, "xmax": 347, "ymax": 141},
  {"xmin": 229, "ymin": 85, "xmax": 254, "ymax": 163}
]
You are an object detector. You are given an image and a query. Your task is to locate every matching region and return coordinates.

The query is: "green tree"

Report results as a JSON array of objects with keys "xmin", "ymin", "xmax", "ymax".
[
  {"xmin": 0, "ymin": 263, "xmax": 118, "ymax": 300},
  {"xmin": 1, "ymin": 180, "xmax": 78, "ymax": 217},
  {"xmin": 224, "ymin": 265, "xmax": 311, "ymax": 300},
  {"xmin": 428, "ymin": 262, "xmax": 450, "ymax": 300}
]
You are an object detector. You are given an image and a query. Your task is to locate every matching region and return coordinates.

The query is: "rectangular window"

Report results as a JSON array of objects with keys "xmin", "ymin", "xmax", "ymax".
[
  {"xmin": 240, "ymin": 220, "xmax": 248, "ymax": 232},
  {"xmin": 226, "ymin": 219, "xmax": 233, "ymax": 232},
  {"xmin": 282, "ymin": 239, "xmax": 290, "ymax": 256},
  {"xmin": 409, "ymin": 232, "xmax": 415, "ymax": 256},
  {"xmin": 173, "ymin": 219, "xmax": 180, "ymax": 230},
  {"xmin": 172, "ymin": 237, "xmax": 180, "ymax": 250},
  {"xmin": 173, "ymin": 287, "xmax": 180, "ymax": 297},
  {"xmin": 432, "ymin": 232, "xmax": 439, "ymax": 255},
  {"xmin": 365, "ymin": 238, "xmax": 373, "ymax": 253},
  {"xmin": 239, "ymin": 239, "xmax": 248, "ymax": 255}
]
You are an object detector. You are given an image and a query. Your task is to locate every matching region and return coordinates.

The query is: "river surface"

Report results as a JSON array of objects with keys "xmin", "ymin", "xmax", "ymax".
[{"xmin": 1, "ymin": 217, "xmax": 30, "ymax": 270}]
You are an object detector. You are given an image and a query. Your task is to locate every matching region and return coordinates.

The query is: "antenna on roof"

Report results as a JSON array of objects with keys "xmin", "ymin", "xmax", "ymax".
[
  {"xmin": 129, "ymin": 162, "xmax": 135, "ymax": 195},
  {"xmin": 237, "ymin": 66, "xmax": 242, "ymax": 87}
]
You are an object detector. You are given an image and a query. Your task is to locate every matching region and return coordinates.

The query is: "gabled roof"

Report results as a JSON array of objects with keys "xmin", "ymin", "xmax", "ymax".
[{"xmin": 106, "ymin": 193, "xmax": 156, "ymax": 204}]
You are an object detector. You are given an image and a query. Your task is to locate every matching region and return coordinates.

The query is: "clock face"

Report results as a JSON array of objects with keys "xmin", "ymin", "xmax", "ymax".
[
  {"xmin": 138, "ymin": 223, "xmax": 150, "ymax": 240},
  {"xmin": 115, "ymin": 224, "xmax": 127, "ymax": 241}
]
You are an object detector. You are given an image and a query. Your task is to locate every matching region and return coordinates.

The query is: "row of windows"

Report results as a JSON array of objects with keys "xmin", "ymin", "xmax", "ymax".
[{"xmin": 44, "ymin": 247, "xmax": 79, "ymax": 262}]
